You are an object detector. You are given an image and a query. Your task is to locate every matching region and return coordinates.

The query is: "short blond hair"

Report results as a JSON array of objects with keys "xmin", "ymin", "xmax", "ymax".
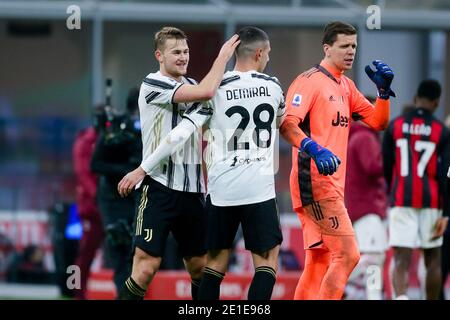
[{"xmin": 154, "ymin": 27, "xmax": 187, "ymax": 51}]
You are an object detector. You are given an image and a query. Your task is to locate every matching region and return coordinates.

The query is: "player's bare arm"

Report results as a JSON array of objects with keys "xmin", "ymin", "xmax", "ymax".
[
  {"xmin": 173, "ymin": 35, "xmax": 240, "ymax": 103},
  {"xmin": 431, "ymin": 217, "xmax": 449, "ymax": 240},
  {"xmin": 118, "ymin": 166, "xmax": 146, "ymax": 197}
]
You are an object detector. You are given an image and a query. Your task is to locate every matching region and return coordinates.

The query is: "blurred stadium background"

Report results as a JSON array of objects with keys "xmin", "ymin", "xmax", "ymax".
[{"xmin": 0, "ymin": 0, "xmax": 449, "ymax": 299}]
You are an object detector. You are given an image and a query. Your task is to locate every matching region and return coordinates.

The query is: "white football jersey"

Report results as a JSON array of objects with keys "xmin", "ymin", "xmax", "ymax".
[
  {"xmin": 139, "ymin": 71, "xmax": 205, "ymax": 193},
  {"xmin": 184, "ymin": 70, "xmax": 285, "ymax": 206}
]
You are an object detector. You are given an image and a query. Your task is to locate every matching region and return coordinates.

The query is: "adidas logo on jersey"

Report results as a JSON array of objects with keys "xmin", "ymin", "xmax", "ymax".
[{"xmin": 329, "ymin": 95, "xmax": 344, "ymax": 102}]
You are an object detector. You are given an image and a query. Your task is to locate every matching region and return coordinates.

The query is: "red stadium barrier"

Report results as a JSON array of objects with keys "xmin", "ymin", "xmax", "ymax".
[{"xmin": 86, "ymin": 270, "xmax": 300, "ymax": 300}]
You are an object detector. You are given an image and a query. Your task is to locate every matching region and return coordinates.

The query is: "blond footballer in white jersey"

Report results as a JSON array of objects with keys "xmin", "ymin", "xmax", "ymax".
[
  {"xmin": 138, "ymin": 71, "xmax": 205, "ymax": 193},
  {"xmin": 115, "ymin": 27, "xmax": 239, "ymax": 301}
]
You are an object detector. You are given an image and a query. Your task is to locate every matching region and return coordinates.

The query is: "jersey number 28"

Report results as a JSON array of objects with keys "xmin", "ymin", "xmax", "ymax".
[{"xmin": 226, "ymin": 103, "xmax": 274, "ymax": 151}]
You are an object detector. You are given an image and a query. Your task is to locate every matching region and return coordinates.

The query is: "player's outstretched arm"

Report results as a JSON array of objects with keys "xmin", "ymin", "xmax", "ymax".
[
  {"xmin": 173, "ymin": 35, "xmax": 240, "ymax": 103},
  {"xmin": 117, "ymin": 119, "xmax": 197, "ymax": 197}
]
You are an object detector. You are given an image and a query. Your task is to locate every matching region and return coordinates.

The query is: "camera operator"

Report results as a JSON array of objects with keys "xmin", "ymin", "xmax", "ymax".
[{"xmin": 91, "ymin": 86, "xmax": 142, "ymax": 296}]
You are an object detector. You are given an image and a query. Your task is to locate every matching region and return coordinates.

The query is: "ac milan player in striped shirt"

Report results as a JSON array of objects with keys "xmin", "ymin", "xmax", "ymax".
[{"xmin": 383, "ymin": 79, "xmax": 450, "ymax": 300}]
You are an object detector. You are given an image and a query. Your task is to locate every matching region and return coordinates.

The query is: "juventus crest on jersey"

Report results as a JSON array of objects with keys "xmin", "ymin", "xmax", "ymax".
[
  {"xmin": 138, "ymin": 71, "xmax": 205, "ymax": 193},
  {"xmin": 185, "ymin": 70, "xmax": 286, "ymax": 206}
]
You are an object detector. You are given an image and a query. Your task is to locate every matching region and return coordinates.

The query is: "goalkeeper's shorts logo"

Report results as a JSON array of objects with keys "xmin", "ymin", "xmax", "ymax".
[{"xmin": 329, "ymin": 216, "xmax": 339, "ymax": 229}]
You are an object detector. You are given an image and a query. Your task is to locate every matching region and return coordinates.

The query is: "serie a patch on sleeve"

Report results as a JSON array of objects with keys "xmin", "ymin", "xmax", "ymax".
[{"xmin": 292, "ymin": 94, "xmax": 302, "ymax": 107}]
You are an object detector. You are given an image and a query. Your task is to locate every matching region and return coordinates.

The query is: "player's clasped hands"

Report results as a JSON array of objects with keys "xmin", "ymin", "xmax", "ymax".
[
  {"xmin": 300, "ymin": 137, "xmax": 341, "ymax": 176},
  {"xmin": 117, "ymin": 166, "xmax": 146, "ymax": 197}
]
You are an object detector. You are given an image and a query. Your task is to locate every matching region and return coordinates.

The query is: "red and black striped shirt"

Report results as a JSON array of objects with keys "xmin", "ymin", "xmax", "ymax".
[{"xmin": 382, "ymin": 107, "xmax": 449, "ymax": 209}]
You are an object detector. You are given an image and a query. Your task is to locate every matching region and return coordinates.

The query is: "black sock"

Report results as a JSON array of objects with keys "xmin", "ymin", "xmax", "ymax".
[
  {"xmin": 191, "ymin": 278, "xmax": 202, "ymax": 300},
  {"xmin": 198, "ymin": 267, "xmax": 225, "ymax": 300},
  {"xmin": 118, "ymin": 277, "xmax": 146, "ymax": 300},
  {"xmin": 248, "ymin": 266, "xmax": 276, "ymax": 300}
]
